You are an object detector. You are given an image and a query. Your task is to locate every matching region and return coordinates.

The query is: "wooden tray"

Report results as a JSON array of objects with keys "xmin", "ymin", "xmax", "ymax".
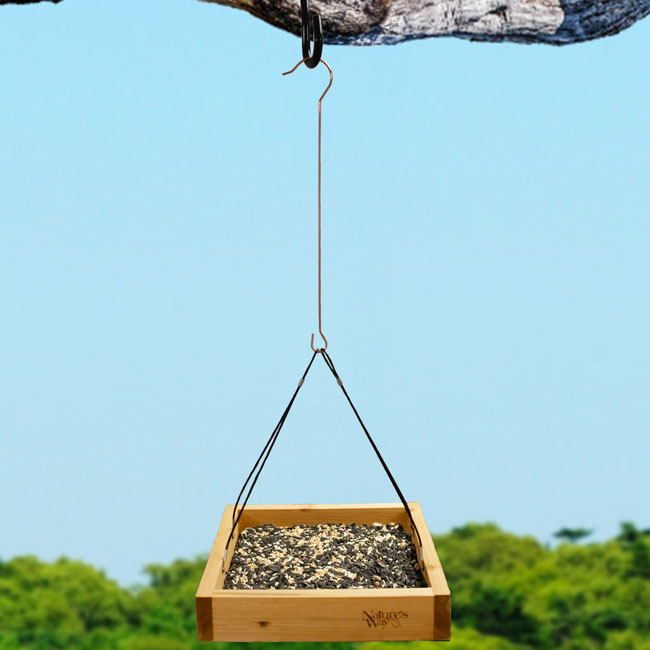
[{"xmin": 196, "ymin": 503, "xmax": 451, "ymax": 642}]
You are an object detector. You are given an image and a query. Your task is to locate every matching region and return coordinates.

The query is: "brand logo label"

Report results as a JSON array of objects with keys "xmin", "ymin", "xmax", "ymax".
[{"xmin": 362, "ymin": 610, "xmax": 409, "ymax": 629}]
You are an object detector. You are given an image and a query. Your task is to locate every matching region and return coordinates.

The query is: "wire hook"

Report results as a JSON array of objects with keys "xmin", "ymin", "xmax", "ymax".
[
  {"xmin": 300, "ymin": 0, "xmax": 323, "ymax": 69},
  {"xmin": 282, "ymin": 58, "xmax": 332, "ymax": 101},
  {"xmin": 282, "ymin": 59, "xmax": 333, "ymax": 352}
]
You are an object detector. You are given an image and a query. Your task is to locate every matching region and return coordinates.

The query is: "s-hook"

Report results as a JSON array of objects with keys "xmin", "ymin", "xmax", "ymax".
[
  {"xmin": 283, "ymin": 57, "xmax": 333, "ymax": 352},
  {"xmin": 301, "ymin": 0, "xmax": 323, "ymax": 69}
]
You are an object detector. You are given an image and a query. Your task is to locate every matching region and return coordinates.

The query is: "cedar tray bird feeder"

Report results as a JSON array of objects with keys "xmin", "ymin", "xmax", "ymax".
[{"xmin": 196, "ymin": 503, "xmax": 450, "ymax": 641}]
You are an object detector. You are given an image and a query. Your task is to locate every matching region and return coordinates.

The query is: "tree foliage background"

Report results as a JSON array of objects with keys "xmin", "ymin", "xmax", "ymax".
[{"xmin": 1, "ymin": 523, "xmax": 649, "ymax": 650}]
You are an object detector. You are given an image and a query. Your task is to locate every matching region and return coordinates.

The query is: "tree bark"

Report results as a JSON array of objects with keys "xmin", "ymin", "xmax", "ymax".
[
  {"xmin": 2, "ymin": 0, "xmax": 649, "ymax": 45},
  {"xmin": 200, "ymin": 0, "xmax": 650, "ymax": 45},
  {"xmin": 0, "ymin": 0, "xmax": 62, "ymax": 4}
]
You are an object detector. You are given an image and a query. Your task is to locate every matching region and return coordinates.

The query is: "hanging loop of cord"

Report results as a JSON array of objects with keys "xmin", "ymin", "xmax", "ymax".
[
  {"xmin": 223, "ymin": 350, "xmax": 424, "ymax": 573},
  {"xmin": 223, "ymin": 351, "xmax": 319, "ymax": 570},
  {"xmin": 282, "ymin": 59, "xmax": 332, "ymax": 352},
  {"xmin": 319, "ymin": 350, "xmax": 424, "ymax": 558}
]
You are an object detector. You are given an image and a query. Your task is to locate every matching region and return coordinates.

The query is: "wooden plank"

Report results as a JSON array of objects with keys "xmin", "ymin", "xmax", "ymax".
[
  {"xmin": 410, "ymin": 503, "xmax": 451, "ymax": 641},
  {"xmin": 211, "ymin": 589, "xmax": 434, "ymax": 641},
  {"xmin": 195, "ymin": 597, "xmax": 213, "ymax": 642},
  {"xmin": 239, "ymin": 503, "xmax": 410, "ymax": 528},
  {"xmin": 434, "ymin": 593, "xmax": 451, "ymax": 642},
  {"xmin": 196, "ymin": 505, "xmax": 241, "ymax": 639},
  {"xmin": 197, "ymin": 505, "xmax": 233, "ymax": 597},
  {"xmin": 214, "ymin": 526, "xmax": 243, "ymax": 590},
  {"xmin": 196, "ymin": 506, "xmax": 232, "ymax": 640}
]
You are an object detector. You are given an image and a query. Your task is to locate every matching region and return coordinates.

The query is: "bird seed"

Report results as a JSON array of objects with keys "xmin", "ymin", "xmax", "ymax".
[{"xmin": 223, "ymin": 522, "xmax": 427, "ymax": 590}]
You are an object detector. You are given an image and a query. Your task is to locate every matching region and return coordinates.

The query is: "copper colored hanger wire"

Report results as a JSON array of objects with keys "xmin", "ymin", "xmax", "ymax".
[{"xmin": 282, "ymin": 58, "xmax": 333, "ymax": 352}]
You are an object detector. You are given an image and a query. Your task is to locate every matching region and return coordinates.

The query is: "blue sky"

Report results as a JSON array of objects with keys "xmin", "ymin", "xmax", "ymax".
[{"xmin": 1, "ymin": 0, "xmax": 649, "ymax": 586}]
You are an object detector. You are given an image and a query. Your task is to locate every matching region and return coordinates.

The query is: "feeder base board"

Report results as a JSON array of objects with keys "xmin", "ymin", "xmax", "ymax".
[{"xmin": 196, "ymin": 503, "xmax": 451, "ymax": 641}]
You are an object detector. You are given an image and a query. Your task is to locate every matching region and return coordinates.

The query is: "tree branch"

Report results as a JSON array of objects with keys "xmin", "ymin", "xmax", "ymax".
[
  {"xmin": 200, "ymin": 0, "xmax": 650, "ymax": 45},
  {"xmin": 0, "ymin": 0, "xmax": 62, "ymax": 4},
  {"xmin": 2, "ymin": 0, "xmax": 649, "ymax": 45}
]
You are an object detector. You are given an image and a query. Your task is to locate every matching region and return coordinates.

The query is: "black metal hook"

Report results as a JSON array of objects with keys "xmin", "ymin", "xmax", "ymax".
[{"xmin": 301, "ymin": 0, "xmax": 323, "ymax": 69}]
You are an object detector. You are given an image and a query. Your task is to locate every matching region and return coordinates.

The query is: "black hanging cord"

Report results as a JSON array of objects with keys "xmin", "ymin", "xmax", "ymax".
[
  {"xmin": 223, "ymin": 351, "xmax": 319, "ymax": 567},
  {"xmin": 320, "ymin": 350, "xmax": 424, "ymax": 554},
  {"xmin": 223, "ymin": 350, "xmax": 424, "ymax": 570}
]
